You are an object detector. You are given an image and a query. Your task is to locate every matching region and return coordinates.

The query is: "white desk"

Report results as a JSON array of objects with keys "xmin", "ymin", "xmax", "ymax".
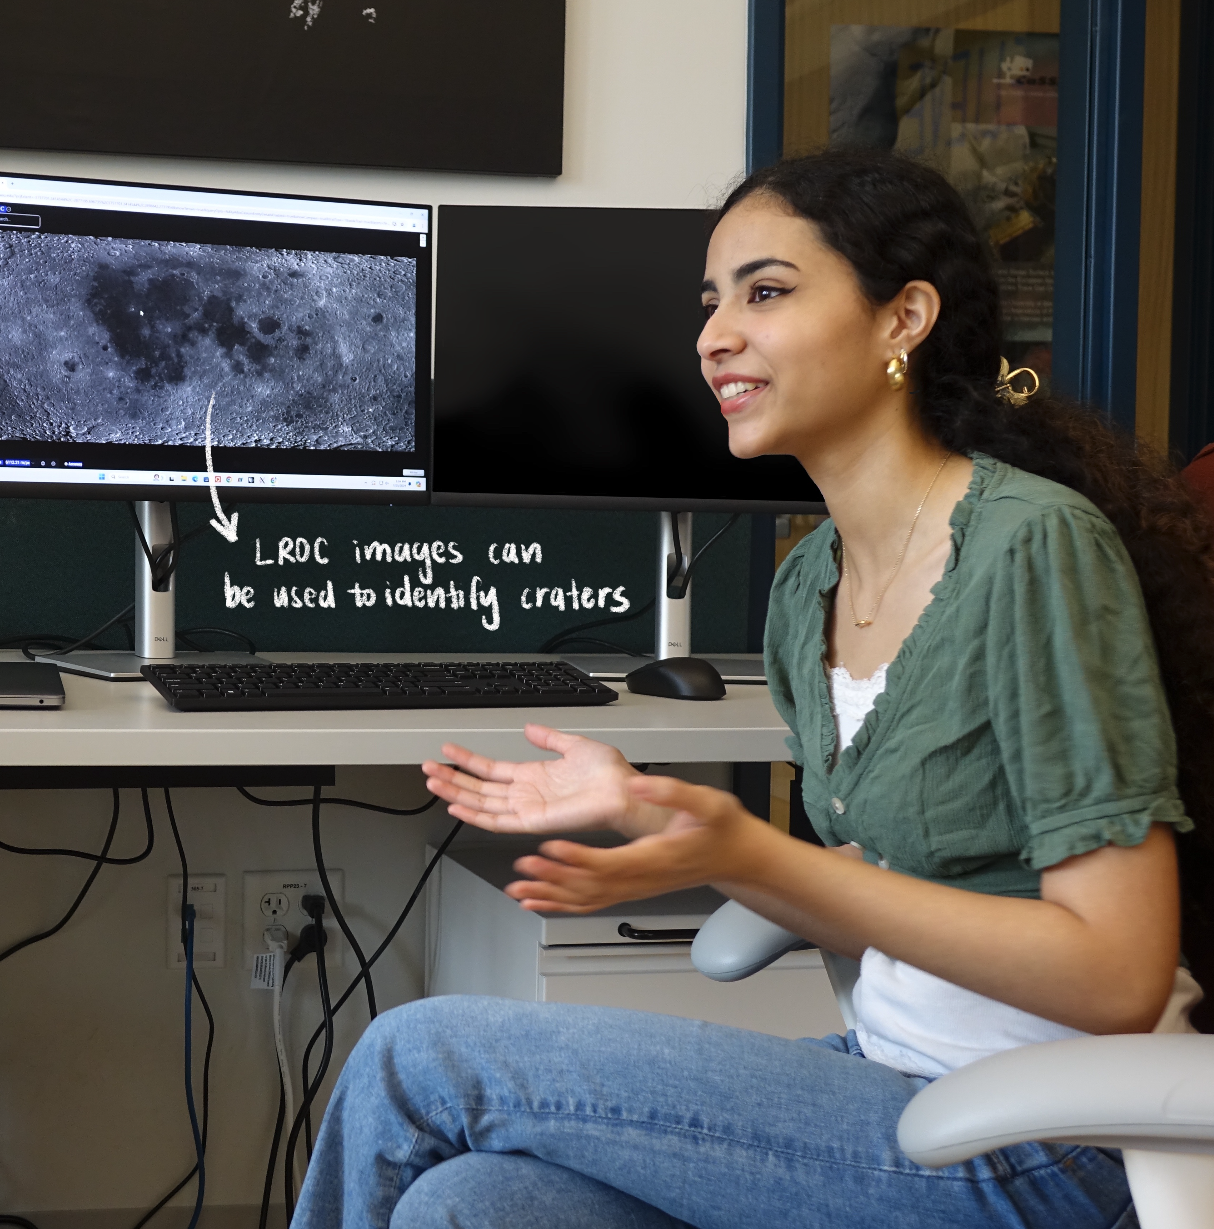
[{"xmin": 0, "ymin": 653, "xmax": 793, "ymax": 768}]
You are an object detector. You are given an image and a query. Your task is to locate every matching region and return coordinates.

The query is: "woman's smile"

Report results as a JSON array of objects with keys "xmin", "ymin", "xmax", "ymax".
[{"xmin": 713, "ymin": 373, "xmax": 769, "ymax": 415}]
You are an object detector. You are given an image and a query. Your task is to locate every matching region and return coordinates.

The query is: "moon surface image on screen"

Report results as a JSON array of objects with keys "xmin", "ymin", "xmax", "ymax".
[{"xmin": 0, "ymin": 233, "xmax": 417, "ymax": 451}]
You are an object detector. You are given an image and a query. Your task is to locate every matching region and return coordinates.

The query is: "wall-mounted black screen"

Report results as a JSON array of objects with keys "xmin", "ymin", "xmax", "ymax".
[
  {"xmin": 433, "ymin": 206, "xmax": 824, "ymax": 512},
  {"xmin": 0, "ymin": 1, "xmax": 565, "ymax": 176}
]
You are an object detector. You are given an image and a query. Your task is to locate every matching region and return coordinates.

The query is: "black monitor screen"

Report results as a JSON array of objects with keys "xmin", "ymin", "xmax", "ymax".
[
  {"xmin": 433, "ymin": 206, "xmax": 823, "ymax": 512},
  {"xmin": 0, "ymin": 173, "xmax": 430, "ymax": 504}
]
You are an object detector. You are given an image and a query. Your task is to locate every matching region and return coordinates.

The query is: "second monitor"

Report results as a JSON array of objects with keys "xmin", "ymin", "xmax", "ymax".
[{"xmin": 433, "ymin": 205, "xmax": 824, "ymax": 514}]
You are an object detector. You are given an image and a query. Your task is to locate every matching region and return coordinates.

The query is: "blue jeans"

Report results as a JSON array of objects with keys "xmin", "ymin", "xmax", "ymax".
[{"xmin": 293, "ymin": 996, "xmax": 1136, "ymax": 1229}]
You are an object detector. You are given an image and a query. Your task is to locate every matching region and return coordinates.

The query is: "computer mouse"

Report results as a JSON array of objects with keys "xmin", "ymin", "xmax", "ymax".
[{"xmin": 625, "ymin": 656, "xmax": 726, "ymax": 701}]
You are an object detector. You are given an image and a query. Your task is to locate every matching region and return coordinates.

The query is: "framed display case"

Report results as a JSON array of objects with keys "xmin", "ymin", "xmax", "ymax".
[{"xmin": 746, "ymin": 0, "xmax": 1189, "ymax": 451}]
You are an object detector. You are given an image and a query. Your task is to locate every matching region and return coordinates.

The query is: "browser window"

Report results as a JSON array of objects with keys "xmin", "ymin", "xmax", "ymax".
[{"xmin": 0, "ymin": 172, "xmax": 431, "ymax": 503}]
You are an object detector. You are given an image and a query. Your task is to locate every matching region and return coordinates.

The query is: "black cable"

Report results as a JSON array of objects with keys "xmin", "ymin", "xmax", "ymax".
[
  {"xmin": 670, "ymin": 512, "xmax": 742, "ymax": 598},
  {"xmin": 178, "ymin": 627, "xmax": 259, "ymax": 655},
  {"xmin": 0, "ymin": 634, "xmax": 78, "ymax": 649},
  {"xmin": 303, "ymin": 924, "xmax": 334, "ymax": 1164},
  {"xmin": 21, "ymin": 604, "xmax": 137, "ymax": 661},
  {"xmin": 5, "ymin": 630, "xmax": 129, "ymax": 657},
  {"xmin": 128, "ymin": 502, "xmax": 176, "ymax": 590},
  {"xmin": 0, "ymin": 791, "xmax": 120, "ymax": 965},
  {"xmin": 181, "ymin": 908, "xmax": 206, "ymax": 1229},
  {"xmin": 128, "ymin": 499, "xmax": 216, "ymax": 590},
  {"xmin": 539, "ymin": 598, "xmax": 656, "ymax": 654},
  {"xmin": 161, "ymin": 789, "xmax": 207, "ymax": 1229},
  {"xmin": 286, "ymin": 819, "xmax": 464, "ymax": 1212},
  {"xmin": 285, "ymin": 899, "xmax": 334, "ymax": 1221},
  {"xmin": 265, "ymin": 816, "xmax": 461, "ymax": 1222},
  {"xmin": 337, "ymin": 817, "xmax": 462, "ymax": 1014},
  {"xmin": 311, "ymin": 784, "xmax": 377, "ymax": 1020},
  {"xmin": 0, "ymin": 788, "xmax": 154, "ymax": 865},
  {"xmin": 0, "ymin": 1217, "xmax": 40, "ymax": 1228},
  {"xmin": 668, "ymin": 511, "xmax": 687, "ymax": 597},
  {"xmin": 544, "ymin": 635, "xmax": 644, "ymax": 656},
  {"xmin": 294, "ymin": 819, "xmax": 464, "ymax": 1130},
  {"xmin": 237, "ymin": 785, "xmax": 439, "ymax": 818},
  {"xmin": 262, "ymin": 1075, "xmax": 288, "ymax": 1229},
  {"xmin": 299, "ymin": 925, "xmax": 334, "ymax": 1168}
]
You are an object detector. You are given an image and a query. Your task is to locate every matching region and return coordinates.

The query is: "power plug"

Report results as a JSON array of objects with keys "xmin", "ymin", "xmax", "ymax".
[
  {"xmin": 291, "ymin": 921, "xmax": 328, "ymax": 964},
  {"xmin": 242, "ymin": 870, "xmax": 343, "ymax": 969}
]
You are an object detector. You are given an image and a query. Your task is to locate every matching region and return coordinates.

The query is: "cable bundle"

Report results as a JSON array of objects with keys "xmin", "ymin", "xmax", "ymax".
[{"xmin": 0, "ymin": 780, "xmax": 459, "ymax": 1228}]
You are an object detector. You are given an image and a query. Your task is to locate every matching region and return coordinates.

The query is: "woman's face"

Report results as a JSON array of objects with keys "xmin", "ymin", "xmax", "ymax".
[{"xmin": 698, "ymin": 194, "xmax": 898, "ymax": 463}]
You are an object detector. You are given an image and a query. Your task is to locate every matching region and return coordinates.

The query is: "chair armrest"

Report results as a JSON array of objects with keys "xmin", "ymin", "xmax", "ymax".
[
  {"xmin": 690, "ymin": 899, "xmax": 810, "ymax": 982},
  {"xmin": 897, "ymin": 1034, "xmax": 1214, "ymax": 1166}
]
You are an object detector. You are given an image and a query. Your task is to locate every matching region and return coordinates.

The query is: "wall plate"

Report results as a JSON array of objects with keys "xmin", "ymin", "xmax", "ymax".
[
  {"xmin": 167, "ymin": 875, "xmax": 226, "ymax": 970},
  {"xmin": 242, "ymin": 869, "xmax": 344, "ymax": 970}
]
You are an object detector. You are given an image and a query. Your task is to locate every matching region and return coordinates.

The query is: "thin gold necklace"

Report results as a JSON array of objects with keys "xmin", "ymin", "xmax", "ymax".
[{"xmin": 842, "ymin": 454, "xmax": 950, "ymax": 628}]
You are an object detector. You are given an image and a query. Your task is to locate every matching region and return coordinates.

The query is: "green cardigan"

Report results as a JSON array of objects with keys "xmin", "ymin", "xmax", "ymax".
[{"xmin": 764, "ymin": 452, "xmax": 1193, "ymax": 899}]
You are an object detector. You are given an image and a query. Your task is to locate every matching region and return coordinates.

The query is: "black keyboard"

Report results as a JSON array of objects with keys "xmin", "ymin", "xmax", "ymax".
[{"xmin": 141, "ymin": 660, "xmax": 619, "ymax": 712}]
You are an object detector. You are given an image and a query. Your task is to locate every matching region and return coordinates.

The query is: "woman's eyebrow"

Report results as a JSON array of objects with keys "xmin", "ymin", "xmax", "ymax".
[
  {"xmin": 701, "ymin": 257, "xmax": 800, "ymax": 295},
  {"xmin": 732, "ymin": 257, "xmax": 798, "ymax": 282}
]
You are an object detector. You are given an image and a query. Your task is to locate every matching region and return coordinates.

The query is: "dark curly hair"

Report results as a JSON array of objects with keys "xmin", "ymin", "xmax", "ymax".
[{"xmin": 719, "ymin": 148, "xmax": 1214, "ymax": 1029}]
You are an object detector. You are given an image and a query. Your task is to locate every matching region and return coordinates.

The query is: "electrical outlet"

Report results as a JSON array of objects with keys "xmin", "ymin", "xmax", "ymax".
[
  {"xmin": 167, "ymin": 875, "xmax": 227, "ymax": 969},
  {"xmin": 242, "ymin": 869, "xmax": 344, "ymax": 970}
]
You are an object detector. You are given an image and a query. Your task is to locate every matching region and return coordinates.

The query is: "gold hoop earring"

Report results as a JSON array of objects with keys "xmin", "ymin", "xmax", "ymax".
[{"xmin": 886, "ymin": 349, "xmax": 909, "ymax": 391}]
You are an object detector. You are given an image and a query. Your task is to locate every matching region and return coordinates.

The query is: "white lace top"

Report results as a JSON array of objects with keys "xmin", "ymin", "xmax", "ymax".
[
  {"xmin": 826, "ymin": 664, "xmax": 1202, "ymax": 1078},
  {"xmin": 827, "ymin": 663, "xmax": 888, "ymax": 760}
]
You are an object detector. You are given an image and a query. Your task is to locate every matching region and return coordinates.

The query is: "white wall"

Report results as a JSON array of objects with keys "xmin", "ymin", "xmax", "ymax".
[{"xmin": 0, "ymin": 2, "xmax": 748, "ymax": 1222}]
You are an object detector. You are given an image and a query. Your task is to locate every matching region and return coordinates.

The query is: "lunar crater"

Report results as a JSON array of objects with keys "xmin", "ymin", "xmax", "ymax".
[{"xmin": 0, "ymin": 233, "xmax": 417, "ymax": 451}]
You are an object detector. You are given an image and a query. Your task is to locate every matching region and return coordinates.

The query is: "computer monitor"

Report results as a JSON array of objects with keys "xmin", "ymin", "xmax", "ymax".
[
  {"xmin": 0, "ymin": 172, "xmax": 431, "ymax": 505},
  {"xmin": 432, "ymin": 205, "xmax": 824, "ymax": 514},
  {"xmin": 432, "ymin": 204, "xmax": 824, "ymax": 659},
  {"xmin": 0, "ymin": 171, "xmax": 431, "ymax": 676}
]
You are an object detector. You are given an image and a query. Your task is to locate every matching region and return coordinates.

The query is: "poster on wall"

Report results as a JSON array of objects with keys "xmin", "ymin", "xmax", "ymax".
[
  {"xmin": 831, "ymin": 27, "xmax": 1058, "ymax": 386},
  {"xmin": 0, "ymin": 0, "xmax": 565, "ymax": 176}
]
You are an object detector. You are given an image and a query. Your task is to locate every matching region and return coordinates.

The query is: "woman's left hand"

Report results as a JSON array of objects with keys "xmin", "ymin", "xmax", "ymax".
[{"xmin": 505, "ymin": 774, "xmax": 766, "ymax": 913}]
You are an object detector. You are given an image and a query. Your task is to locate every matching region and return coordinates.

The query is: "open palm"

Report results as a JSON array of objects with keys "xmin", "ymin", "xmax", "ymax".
[{"xmin": 422, "ymin": 724, "xmax": 667, "ymax": 838}]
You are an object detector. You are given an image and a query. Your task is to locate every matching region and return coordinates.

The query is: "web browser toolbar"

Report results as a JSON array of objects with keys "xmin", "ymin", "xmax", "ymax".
[
  {"xmin": 0, "ymin": 176, "xmax": 429, "ymax": 234},
  {"xmin": 0, "ymin": 463, "xmax": 426, "ymax": 493}
]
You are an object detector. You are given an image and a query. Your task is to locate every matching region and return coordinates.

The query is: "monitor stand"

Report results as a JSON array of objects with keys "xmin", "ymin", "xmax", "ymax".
[
  {"xmin": 656, "ymin": 511, "xmax": 693, "ymax": 658},
  {"xmin": 561, "ymin": 512, "xmax": 765, "ymax": 682},
  {"xmin": 37, "ymin": 501, "xmax": 266, "ymax": 681}
]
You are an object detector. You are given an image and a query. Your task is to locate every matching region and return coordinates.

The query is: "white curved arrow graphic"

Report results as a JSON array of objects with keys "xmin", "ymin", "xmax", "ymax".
[{"xmin": 204, "ymin": 393, "xmax": 240, "ymax": 543}]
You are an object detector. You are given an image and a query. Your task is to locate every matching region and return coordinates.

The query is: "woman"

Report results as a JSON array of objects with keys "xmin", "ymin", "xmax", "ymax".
[{"xmin": 294, "ymin": 150, "xmax": 1214, "ymax": 1229}]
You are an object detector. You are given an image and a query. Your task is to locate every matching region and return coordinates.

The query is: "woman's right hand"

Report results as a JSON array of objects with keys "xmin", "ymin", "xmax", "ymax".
[{"xmin": 422, "ymin": 723, "xmax": 672, "ymax": 838}]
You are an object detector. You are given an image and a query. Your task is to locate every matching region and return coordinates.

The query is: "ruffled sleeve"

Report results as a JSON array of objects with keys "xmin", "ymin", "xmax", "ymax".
[{"xmin": 985, "ymin": 502, "xmax": 1193, "ymax": 870}]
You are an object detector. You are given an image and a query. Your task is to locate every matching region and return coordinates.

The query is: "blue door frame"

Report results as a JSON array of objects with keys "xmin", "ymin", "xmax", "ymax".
[
  {"xmin": 747, "ymin": 0, "xmax": 1148, "ymax": 434},
  {"xmin": 1170, "ymin": 0, "xmax": 1214, "ymax": 461},
  {"xmin": 1054, "ymin": 0, "xmax": 1145, "ymax": 432},
  {"xmin": 746, "ymin": 0, "xmax": 785, "ymax": 174}
]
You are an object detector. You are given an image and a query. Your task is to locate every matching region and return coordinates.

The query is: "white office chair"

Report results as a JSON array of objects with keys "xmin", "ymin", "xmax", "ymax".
[
  {"xmin": 692, "ymin": 898, "xmax": 862, "ymax": 1023},
  {"xmin": 691, "ymin": 900, "xmax": 1214, "ymax": 1229}
]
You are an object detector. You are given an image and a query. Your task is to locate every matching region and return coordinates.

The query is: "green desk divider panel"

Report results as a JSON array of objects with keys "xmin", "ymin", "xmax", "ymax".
[{"xmin": 0, "ymin": 500, "xmax": 753, "ymax": 657}]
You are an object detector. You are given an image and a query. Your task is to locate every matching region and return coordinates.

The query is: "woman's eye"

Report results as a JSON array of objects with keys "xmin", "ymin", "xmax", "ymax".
[
  {"xmin": 749, "ymin": 284, "xmax": 787, "ymax": 304},
  {"xmin": 701, "ymin": 301, "xmax": 718, "ymax": 320}
]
